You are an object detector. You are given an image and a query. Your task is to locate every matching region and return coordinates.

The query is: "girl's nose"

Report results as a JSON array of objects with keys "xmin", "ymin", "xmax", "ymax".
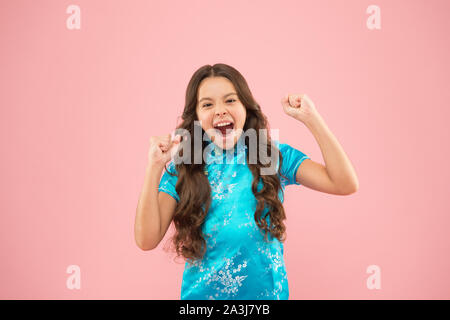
[{"xmin": 215, "ymin": 105, "xmax": 228, "ymax": 116}]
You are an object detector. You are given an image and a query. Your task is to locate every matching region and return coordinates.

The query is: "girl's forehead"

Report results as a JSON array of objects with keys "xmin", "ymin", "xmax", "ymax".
[{"xmin": 198, "ymin": 77, "xmax": 235, "ymax": 96}]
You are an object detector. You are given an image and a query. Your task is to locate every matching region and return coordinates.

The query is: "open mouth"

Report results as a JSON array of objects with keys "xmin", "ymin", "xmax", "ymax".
[{"xmin": 213, "ymin": 121, "xmax": 234, "ymax": 137}]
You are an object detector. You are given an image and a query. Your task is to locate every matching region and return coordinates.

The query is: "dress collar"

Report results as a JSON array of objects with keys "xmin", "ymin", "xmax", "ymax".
[{"xmin": 203, "ymin": 134, "xmax": 248, "ymax": 164}]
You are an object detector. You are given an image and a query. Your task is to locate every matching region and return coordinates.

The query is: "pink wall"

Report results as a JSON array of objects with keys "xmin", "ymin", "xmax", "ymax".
[{"xmin": 1, "ymin": 0, "xmax": 449, "ymax": 299}]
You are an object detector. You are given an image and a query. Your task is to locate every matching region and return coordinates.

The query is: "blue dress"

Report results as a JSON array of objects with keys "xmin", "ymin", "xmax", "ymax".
[{"xmin": 158, "ymin": 134, "xmax": 310, "ymax": 300}]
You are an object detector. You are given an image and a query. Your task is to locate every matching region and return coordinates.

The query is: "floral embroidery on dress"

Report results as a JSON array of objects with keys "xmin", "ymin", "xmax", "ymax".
[
  {"xmin": 209, "ymin": 169, "xmax": 238, "ymax": 201},
  {"xmin": 183, "ymin": 249, "xmax": 250, "ymax": 300},
  {"xmin": 203, "ymin": 249, "xmax": 249, "ymax": 299}
]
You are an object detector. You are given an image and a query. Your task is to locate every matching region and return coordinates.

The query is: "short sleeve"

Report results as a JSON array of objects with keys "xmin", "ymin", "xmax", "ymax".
[
  {"xmin": 275, "ymin": 140, "xmax": 310, "ymax": 186},
  {"xmin": 158, "ymin": 161, "xmax": 180, "ymax": 202}
]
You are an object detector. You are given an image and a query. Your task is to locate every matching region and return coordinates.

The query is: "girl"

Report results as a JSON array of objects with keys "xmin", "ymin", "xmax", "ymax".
[{"xmin": 135, "ymin": 63, "xmax": 359, "ymax": 300}]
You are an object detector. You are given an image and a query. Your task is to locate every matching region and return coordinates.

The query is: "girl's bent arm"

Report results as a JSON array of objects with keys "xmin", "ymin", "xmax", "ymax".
[
  {"xmin": 134, "ymin": 163, "xmax": 176, "ymax": 250},
  {"xmin": 300, "ymin": 112, "xmax": 359, "ymax": 194}
]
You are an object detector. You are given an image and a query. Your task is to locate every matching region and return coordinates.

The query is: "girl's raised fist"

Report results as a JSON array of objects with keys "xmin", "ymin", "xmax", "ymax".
[{"xmin": 147, "ymin": 134, "xmax": 182, "ymax": 168}]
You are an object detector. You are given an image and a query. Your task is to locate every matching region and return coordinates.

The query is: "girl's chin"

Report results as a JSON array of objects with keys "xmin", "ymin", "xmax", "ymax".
[{"xmin": 211, "ymin": 132, "xmax": 238, "ymax": 149}]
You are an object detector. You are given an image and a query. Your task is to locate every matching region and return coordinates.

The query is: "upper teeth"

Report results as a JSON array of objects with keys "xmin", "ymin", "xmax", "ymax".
[{"xmin": 215, "ymin": 122, "xmax": 232, "ymax": 127}]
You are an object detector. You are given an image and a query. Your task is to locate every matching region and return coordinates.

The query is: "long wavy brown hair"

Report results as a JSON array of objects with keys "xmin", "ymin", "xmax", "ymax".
[{"xmin": 164, "ymin": 63, "xmax": 289, "ymax": 265}]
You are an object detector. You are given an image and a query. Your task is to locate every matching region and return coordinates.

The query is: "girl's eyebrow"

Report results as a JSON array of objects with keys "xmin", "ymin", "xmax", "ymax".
[{"xmin": 198, "ymin": 92, "xmax": 237, "ymax": 103}]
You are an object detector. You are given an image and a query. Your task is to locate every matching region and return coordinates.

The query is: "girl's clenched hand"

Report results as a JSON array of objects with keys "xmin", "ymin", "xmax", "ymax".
[
  {"xmin": 281, "ymin": 93, "xmax": 319, "ymax": 124},
  {"xmin": 147, "ymin": 134, "xmax": 182, "ymax": 168}
]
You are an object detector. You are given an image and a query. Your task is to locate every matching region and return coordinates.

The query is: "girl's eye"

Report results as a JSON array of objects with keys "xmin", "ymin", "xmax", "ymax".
[{"xmin": 202, "ymin": 99, "xmax": 236, "ymax": 108}]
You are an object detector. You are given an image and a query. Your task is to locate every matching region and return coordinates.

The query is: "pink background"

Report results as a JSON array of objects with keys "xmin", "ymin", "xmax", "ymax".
[{"xmin": 1, "ymin": 0, "xmax": 449, "ymax": 299}]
